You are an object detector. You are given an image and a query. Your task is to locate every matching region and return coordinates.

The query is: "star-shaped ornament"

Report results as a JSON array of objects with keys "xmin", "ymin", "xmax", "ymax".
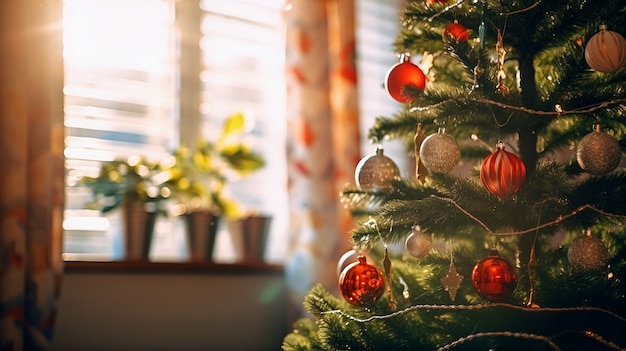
[{"xmin": 440, "ymin": 262, "xmax": 464, "ymax": 301}]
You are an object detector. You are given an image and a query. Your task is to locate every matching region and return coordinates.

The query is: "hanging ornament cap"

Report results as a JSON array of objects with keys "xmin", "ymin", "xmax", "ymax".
[
  {"xmin": 337, "ymin": 249, "xmax": 373, "ymax": 277},
  {"xmin": 576, "ymin": 124, "xmax": 622, "ymax": 176},
  {"xmin": 355, "ymin": 146, "xmax": 401, "ymax": 192}
]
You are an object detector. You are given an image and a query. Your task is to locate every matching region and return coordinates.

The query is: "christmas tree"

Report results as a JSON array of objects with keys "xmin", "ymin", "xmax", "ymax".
[{"xmin": 283, "ymin": 1, "xmax": 626, "ymax": 350}]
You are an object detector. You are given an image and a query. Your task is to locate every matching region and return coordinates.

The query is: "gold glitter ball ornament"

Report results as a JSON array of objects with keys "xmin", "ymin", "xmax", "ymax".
[
  {"xmin": 355, "ymin": 146, "xmax": 401, "ymax": 192},
  {"xmin": 419, "ymin": 128, "xmax": 460, "ymax": 174},
  {"xmin": 576, "ymin": 124, "xmax": 622, "ymax": 176},
  {"xmin": 567, "ymin": 229, "xmax": 609, "ymax": 273}
]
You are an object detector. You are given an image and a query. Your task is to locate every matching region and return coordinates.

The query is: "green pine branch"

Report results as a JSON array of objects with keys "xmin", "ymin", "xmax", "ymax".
[{"xmin": 285, "ymin": 0, "xmax": 626, "ymax": 350}]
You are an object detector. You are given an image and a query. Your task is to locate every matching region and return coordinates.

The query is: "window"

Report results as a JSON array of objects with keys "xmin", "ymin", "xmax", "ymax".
[
  {"xmin": 62, "ymin": 0, "xmax": 402, "ymax": 263},
  {"xmin": 63, "ymin": 0, "xmax": 287, "ymax": 263}
]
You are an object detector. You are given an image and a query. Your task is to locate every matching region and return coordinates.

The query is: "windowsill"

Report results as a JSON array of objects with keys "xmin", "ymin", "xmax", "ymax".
[{"xmin": 63, "ymin": 260, "xmax": 284, "ymax": 275}]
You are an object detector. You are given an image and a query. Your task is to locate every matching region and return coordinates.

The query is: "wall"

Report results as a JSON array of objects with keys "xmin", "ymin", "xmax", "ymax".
[{"xmin": 53, "ymin": 265, "xmax": 288, "ymax": 351}]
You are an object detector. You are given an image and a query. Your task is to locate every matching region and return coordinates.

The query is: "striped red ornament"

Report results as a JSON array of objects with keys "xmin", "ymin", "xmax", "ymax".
[
  {"xmin": 584, "ymin": 25, "xmax": 626, "ymax": 73},
  {"xmin": 480, "ymin": 142, "xmax": 526, "ymax": 201}
]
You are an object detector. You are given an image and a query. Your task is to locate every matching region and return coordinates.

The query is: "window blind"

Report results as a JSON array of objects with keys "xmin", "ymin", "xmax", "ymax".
[{"xmin": 63, "ymin": 0, "xmax": 177, "ymax": 259}]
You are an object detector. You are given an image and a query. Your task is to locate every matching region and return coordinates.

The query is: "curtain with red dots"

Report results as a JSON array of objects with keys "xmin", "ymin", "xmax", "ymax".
[
  {"xmin": 0, "ymin": 1, "xmax": 65, "ymax": 349},
  {"xmin": 283, "ymin": 0, "xmax": 361, "ymax": 321}
]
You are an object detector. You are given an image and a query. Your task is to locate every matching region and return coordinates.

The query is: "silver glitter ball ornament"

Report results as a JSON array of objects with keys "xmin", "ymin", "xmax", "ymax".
[
  {"xmin": 355, "ymin": 146, "xmax": 401, "ymax": 192},
  {"xmin": 419, "ymin": 128, "xmax": 460, "ymax": 174},
  {"xmin": 405, "ymin": 225, "xmax": 432, "ymax": 258}
]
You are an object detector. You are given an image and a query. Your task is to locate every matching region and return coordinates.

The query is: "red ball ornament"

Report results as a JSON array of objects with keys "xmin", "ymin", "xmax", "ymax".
[
  {"xmin": 471, "ymin": 250, "xmax": 518, "ymax": 302},
  {"xmin": 480, "ymin": 141, "xmax": 526, "ymax": 201},
  {"xmin": 384, "ymin": 54, "xmax": 426, "ymax": 103},
  {"xmin": 584, "ymin": 25, "xmax": 626, "ymax": 73},
  {"xmin": 443, "ymin": 20, "xmax": 469, "ymax": 42},
  {"xmin": 339, "ymin": 255, "xmax": 385, "ymax": 306}
]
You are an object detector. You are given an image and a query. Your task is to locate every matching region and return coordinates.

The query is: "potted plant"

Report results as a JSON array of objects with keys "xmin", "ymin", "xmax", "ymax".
[
  {"xmin": 78, "ymin": 155, "xmax": 171, "ymax": 261},
  {"xmin": 164, "ymin": 112, "xmax": 266, "ymax": 261}
]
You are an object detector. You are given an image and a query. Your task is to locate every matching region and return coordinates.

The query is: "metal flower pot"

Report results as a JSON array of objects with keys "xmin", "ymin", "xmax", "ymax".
[
  {"xmin": 184, "ymin": 211, "xmax": 220, "ymax": 262},
  {"xmin": 227, "ymin": 215, "xmax": 272, "ymax": 263},
  {"xmin": 121, "ymin": 202, "xmax": 158, "ymax": 261}
]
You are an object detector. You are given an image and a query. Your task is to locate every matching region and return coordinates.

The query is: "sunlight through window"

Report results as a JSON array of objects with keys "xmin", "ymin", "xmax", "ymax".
[{"xmin": 62, "ymin": 0, "xmax": 288, "ymax": 263}]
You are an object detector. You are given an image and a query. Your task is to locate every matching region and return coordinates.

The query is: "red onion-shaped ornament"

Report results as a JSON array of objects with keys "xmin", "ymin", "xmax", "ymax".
[
  {"xmin": 471, "ymin": 250, "xmax": 518, "ymax": 302},
  {"xmin": 480, "ymin": 141, "xmax": 526, "ymax": 201},
  {"xmin": 339, "ymin": 255, "xmax": 385, "ymax": 306},
  {"xmin": 384, "ymin": 54, "xmax": 426, "ymax": 103},
  {"xmin": 443, "ymin": 20, "xmax": 469, "ymax": 42},
  {"xmin": 584, "ymin": 25, "xmax": 626, "ymax": 73}
]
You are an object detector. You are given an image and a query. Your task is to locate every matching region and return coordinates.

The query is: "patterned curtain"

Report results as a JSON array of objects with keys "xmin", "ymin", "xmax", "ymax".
[
  {"xmin": 284, "ymin": 0, "xmax": 361, "ymax": 320},
  {"xmin": 0, "ymin": 1, "xmax": 65, "ymax": 349}
]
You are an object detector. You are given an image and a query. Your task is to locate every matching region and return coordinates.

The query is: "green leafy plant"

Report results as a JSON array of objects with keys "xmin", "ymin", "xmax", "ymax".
[
  {"xmin": 164, "ymin": 112, "xmax": 266, "ymax": 218},
  {"xmin": 78, "ymin": 112, "xmax": 265, "ymax": 218},
  {"xmin": 78, "ymin": 155, "xmax": 170, "ymax": 214}
]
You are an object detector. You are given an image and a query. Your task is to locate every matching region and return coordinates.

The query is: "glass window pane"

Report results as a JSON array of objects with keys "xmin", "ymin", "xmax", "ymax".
[{"xmin": 63, "ymin": 0, "xmax": 178, "ymax": 260}]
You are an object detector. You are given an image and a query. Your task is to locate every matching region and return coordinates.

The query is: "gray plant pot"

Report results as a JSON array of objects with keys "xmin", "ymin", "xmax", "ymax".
[
  {"xmin": 184, "ymin": 211, "xmax": 220, "ymax": 262},
  {"xmin": 227, "ymin": 215, "xmax": 272, "ymax": 263},
  {"xmin": 121, "ymin": 202, "xmax": 157, "ymax": 261}
]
